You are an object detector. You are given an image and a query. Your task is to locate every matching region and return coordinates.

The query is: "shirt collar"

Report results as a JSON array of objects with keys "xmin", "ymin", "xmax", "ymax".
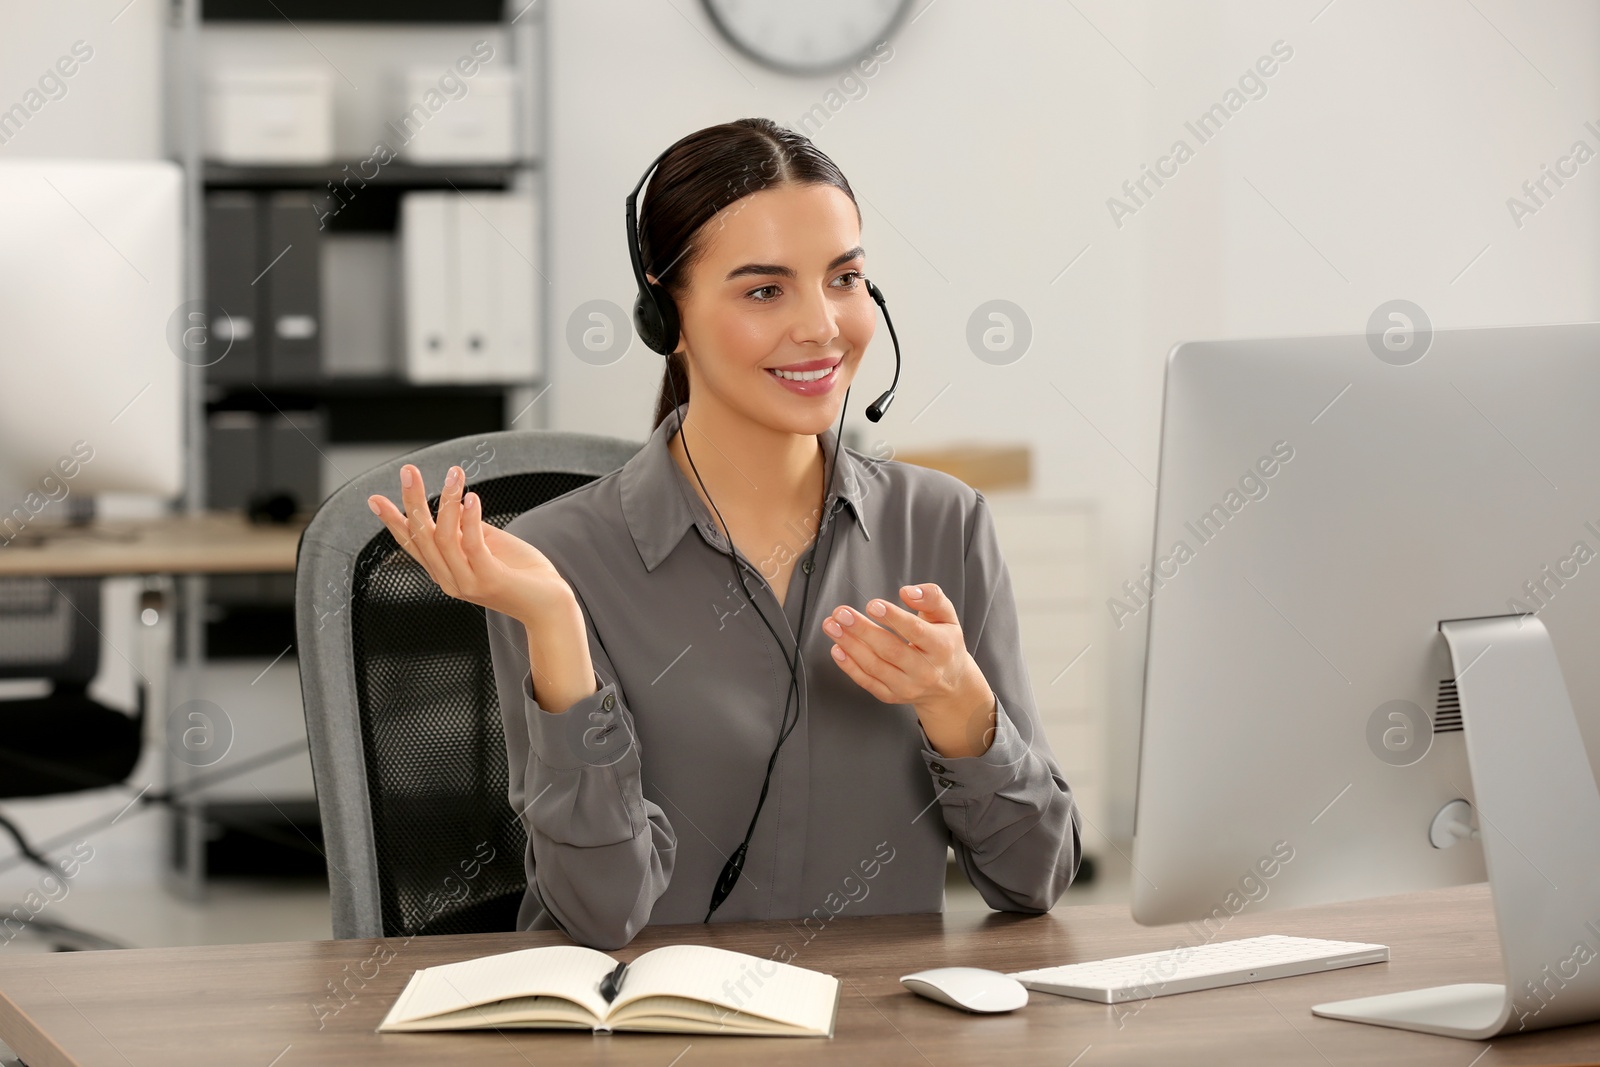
[{"xmin": 620, "ymin": 400, "xmax": 874, "ymax": 573}]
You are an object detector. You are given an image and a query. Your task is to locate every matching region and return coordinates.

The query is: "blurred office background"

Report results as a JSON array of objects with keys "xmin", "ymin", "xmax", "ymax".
[{"xmin": 0, "ymin": 0, "xmax": 1595, "ymax": 947}]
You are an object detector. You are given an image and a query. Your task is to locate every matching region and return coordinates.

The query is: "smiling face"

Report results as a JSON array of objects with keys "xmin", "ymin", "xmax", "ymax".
[{"xmin": 667, "ymin": 181, "xmax": 875, "ymax": 437}]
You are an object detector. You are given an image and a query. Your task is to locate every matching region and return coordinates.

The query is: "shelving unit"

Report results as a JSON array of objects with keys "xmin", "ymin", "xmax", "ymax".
[
  {"xmin": 162, "ymin": 0, "xmax": 549, "ymax": 897},
  {"xmin": 202, "ymin": 161, "xmax": 522, "ymax": 187}
]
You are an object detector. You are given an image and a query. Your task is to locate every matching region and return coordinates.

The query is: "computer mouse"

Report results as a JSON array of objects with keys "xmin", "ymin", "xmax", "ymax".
[{"xmin": 899, "ymin": 967, "xmax": 1030, "ymax": 1013}]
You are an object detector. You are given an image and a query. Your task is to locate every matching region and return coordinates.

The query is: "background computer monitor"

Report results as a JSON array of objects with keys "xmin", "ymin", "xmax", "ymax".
[
  {"xmin": 0, "ymin": 160, "xmax": 184, "ymax": 504},
  {"xmin": 1130, "ymin": 322, "xmax": 1600, "ymax": 927}
]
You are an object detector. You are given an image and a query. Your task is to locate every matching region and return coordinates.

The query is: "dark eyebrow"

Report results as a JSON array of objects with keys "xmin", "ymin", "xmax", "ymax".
[{"xmin": 724, "ymin": 246, "xmax": 864, "ymax": 282}]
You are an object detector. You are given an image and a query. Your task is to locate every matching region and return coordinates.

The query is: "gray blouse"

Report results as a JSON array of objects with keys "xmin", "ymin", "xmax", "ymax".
[{"xmin": 484, "ymin": 400, "xmax": 1082, "ymax": 949}]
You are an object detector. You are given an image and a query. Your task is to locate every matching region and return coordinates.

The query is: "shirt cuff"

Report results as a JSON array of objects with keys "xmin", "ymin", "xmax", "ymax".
[
  {"xmin": 523, "ymin": 670, "xmax": 631, "ymax": 772},
  {"xmin": 917, "ymin": 694, "xmax": 1030, "ymax": 800}
]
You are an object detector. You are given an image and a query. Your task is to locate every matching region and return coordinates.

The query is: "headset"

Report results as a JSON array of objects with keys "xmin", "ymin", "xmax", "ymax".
[
  {"xmin": 625, "ymin": 142, "xmax": 904, "ymax": 921},
  {"xmin": 626, "ymin": 145, "xmax": 903, "ymax": 418}
]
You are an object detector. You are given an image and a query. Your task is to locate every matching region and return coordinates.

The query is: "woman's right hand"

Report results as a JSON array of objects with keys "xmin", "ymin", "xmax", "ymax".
[{"xmin": 367, "ymin": 463, "xmax": 573, "ymax": 626}]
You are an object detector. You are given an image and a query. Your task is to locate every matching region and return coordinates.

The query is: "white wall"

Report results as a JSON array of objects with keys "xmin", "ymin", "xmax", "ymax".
[
  {"xmin": 1117, "ymin": 0, "xmax": 1600, "ymax": 835},
  {"xmin": 545, "ymin": 0, "xmax": 1600, "ymax": 838},
  {"xmin": 0, "ymin": 0, "xmax": 164, "ymax": 159}
]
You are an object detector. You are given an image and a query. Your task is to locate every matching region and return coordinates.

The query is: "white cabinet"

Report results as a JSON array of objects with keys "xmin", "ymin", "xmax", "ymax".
[{"xmin": 985, "ymin": 493, "xmax": 1108, "ymax": 843}]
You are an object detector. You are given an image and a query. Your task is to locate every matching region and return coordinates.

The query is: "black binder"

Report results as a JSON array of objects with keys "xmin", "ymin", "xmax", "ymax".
[
  {"xmin": 203, "ymin": 193, "xmax": 260, "ymax": 386},
  {"xmin": 205, "ymin": 410, "xmax": 259, "ymax": 511},
  {"xmin": 206, "ymin": 409, "xmax": 263, "ymax": 603},
  {"xmin": 262, "ymin": 192, "xmax": 322, "ymax": 385},
  {"xmin": 262, "ymin": 409, "xmax": 325, "ymax": 516}
]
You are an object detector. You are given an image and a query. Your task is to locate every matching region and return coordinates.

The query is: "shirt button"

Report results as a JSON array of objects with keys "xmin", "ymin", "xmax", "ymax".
[
  {"xmin": 937, "ymin": 776, "xmax": 954, "ymax": 789},
  {"xmin": 801, "ymin": 559, "xmax": 814, "ymax": 574},
  {"xmin": 602, "ymin": 693, "xmax": 615, "ymax": 711},
  {"xmin": 929, "ymin": 761, "xmax": 946, "ymax": 774}
]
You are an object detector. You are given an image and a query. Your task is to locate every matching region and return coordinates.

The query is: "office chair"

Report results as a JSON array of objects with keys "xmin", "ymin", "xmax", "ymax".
[
  {"xmin": 0, "ymin": 575, "xmax": 137, "ymax": 951},
  {"xmin": 295, "ymin": 429, "xmax": 642, "ymax": 939}
]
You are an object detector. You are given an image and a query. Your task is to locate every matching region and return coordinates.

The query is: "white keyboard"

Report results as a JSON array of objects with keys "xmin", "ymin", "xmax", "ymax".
[{"xmin": 1007, "ymin": 934, "xmax": 1389, "ymax": 1004}]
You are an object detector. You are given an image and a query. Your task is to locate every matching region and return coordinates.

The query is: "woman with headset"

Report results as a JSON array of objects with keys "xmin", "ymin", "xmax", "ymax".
[{"xmin": 367, "ymin": 118, "xmax": 1081, "ymax": 950}]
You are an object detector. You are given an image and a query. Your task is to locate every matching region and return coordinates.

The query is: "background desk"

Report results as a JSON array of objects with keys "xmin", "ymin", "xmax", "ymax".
[
  {"xmin": 0, "ymin": 512, "xmax": 304, "ymax": 577},
  {"xmin": 0, "ymin": 512, "xmax": 309, "ymax": 900},
  {"xmin": 0, "ymin": 884, "xmax": 1594, "ymax": 1066}
]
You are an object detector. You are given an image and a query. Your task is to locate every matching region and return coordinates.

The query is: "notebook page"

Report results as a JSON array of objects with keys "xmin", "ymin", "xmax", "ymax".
[
  {"xmin": 610, "ymin": 996, "xmax": 790, "ymax": 1035},
  {"xmin": 389, "ymin": 996, "xmax": 597, "ymax": 1031},
  {"xmin": 614, "ymin": 945, "xmax": 838, "ymax": 1031},
  {"xmin": 386, "ymin": 945, "xmax": 617, "ymax": 1024}
]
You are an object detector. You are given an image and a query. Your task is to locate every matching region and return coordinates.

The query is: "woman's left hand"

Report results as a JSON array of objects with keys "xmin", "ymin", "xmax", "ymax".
[{"xmin": 822, "ymin": 583, "xmax": 997, "ymax": 758}]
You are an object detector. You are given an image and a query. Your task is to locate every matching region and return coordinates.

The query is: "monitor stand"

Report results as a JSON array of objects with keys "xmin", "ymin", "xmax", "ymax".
[{"xmin": 1312, "ymin": 614, "xmax": 1600, "ymax": 1039}]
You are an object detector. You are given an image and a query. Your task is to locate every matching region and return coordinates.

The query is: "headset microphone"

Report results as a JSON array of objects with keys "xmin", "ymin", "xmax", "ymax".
[{"xmin": 863, "ymin": 277, "xmax": 900, "ymax": 422}]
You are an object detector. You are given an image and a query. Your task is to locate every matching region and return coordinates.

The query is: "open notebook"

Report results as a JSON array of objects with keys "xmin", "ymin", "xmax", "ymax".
[{"xmin": 378, "ymin": 943, "xmax": 841, "ymax": 1037}]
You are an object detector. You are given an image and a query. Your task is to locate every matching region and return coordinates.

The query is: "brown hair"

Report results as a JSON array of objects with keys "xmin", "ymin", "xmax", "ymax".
[{"xmin": 640, "ymin": 118, "xmax": 860, "ymax": 430}]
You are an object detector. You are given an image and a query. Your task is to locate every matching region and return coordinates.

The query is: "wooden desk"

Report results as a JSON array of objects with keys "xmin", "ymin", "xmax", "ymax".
[
  {"xmin": 0, "ymin": 511, "xmax": 305, "ymax": 577},
  {"xmin": 0, "ymin": 884, "xmax": 1594, "ymax": 1066}
]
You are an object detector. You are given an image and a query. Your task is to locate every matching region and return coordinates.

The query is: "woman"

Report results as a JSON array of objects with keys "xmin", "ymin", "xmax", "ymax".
[{"xmin": 367, "ymin": 117, "xmax": 1081, "ymax": 950}]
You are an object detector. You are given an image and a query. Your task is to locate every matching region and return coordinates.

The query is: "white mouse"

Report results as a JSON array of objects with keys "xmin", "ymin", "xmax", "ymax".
[{"xmin": 900, "ymin": 967, "xmax": 1030, "ymax": 1013}]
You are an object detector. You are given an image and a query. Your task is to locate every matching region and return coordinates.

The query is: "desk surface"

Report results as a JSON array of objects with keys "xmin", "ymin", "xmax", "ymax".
[
  {"xmin": 0, "ymin": 883, "xmax": 1593, "ymax": 1066},
  {"xmin": 0, "ymin": 511, "xmax": 306, "ymax": 577}
]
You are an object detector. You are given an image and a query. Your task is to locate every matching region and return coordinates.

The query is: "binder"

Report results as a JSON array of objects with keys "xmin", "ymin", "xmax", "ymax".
[
  {"xmin": 497, "ymin": 192, "xmax": 540, "ymax": 381},
  {"xmin": 463, "ymin": 191, "xmax": 539, "ymax": 382},
  {"xmin": 401, "ymin": 192, "xmax": 457, "ymax": 383},
  {"xmin": 262, "ymin": 409, "xmax": 325, "ymax": 516},
  {"xmin": 321, "ymin": 233, "xmax": 398, "ymax": 377},
  {"xmin": 263, "ymin": 192, "xmax": 322, "ymax": 385},
  {"xmin": 205, "ymin": 410, "xmax": 259, "ymax": 511},
  {"xmin": 456, "ymin": 192, "xmax": 495, "ymax": 379},
  {"xmin": 203, "ymin": 193, "xmax": 260, "ymax": 386},
  {"xmin": 402, "ymin": 190, "xmax": 539, "ymax": 383},
  {"xmin": 206, "ymin": 409, "xmax": 263, "ymax": 604}
]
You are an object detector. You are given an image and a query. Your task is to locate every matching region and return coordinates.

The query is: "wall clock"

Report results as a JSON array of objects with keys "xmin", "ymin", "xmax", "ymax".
[{"xmin": 700, "ymin": 0, "xmax": 914, "ymax": 76}]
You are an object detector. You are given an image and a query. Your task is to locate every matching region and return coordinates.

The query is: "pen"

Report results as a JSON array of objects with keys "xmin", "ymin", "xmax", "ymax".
[{"xmin": 599, "ymin": 960, "xmax": 628, "ymax": 1003}]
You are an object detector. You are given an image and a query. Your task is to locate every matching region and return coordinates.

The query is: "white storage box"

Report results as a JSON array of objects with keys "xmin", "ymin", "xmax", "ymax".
[
  {"xmin": 397, "ymin": 68, "xmax": 516, "ymax": 163},
  {"xmin": 206, "ymin": 69, "xmax": 334, "ymax": 165}
]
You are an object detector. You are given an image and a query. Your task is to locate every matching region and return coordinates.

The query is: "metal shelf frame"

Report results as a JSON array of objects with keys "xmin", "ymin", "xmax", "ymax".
[{"xmin": 159, "ymin": 0, "xmax": 550, "ymax": 900}]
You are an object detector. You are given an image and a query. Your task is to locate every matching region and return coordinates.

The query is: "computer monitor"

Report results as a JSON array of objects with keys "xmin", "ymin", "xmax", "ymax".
[
  {"xmin": 1130, "ymin": 322, "xmax": 1600, "ymax": 1039},
  {"xmin": 0, "ymin": 160, "xmax": 184, "ymax": 507}
]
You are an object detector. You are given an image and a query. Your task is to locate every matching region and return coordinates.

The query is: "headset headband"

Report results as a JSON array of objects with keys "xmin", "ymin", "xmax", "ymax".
[
  {"xmin": 626, "ymin": 145, "xmax": 679, "ymax": 355},
  {"xmin": 625, "ymin": 144, "xmax": 671, "ymax": 300}
]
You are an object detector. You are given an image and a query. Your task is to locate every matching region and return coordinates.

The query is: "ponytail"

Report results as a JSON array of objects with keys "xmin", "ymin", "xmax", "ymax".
[{"xmin": 652, "ymin": 350, "xmax": 691, "ymax": 430}]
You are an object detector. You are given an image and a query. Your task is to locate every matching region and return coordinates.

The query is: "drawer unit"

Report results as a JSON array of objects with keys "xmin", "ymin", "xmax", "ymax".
[{"xmin": 985, "ymin": 493, "xmax": 1109, "ymax": 839}]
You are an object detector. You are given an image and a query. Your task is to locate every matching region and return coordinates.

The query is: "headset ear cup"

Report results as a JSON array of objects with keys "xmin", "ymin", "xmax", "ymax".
[
  {"xmin": 635, "ymin": 283, "xmax": 680, "ymax": 356},
  {"xmin": 633, "ymin": 290, "xmax": 664, "ymax": 354}
]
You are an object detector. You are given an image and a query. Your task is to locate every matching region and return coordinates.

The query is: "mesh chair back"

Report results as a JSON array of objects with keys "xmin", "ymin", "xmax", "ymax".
[
  {"xmin": 296, "ymin": 430, "xmax": 641, "ymax": 939},
  {"xmin": 0, "ymin": 576, "xmax": 99, "ymax": 684}
]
